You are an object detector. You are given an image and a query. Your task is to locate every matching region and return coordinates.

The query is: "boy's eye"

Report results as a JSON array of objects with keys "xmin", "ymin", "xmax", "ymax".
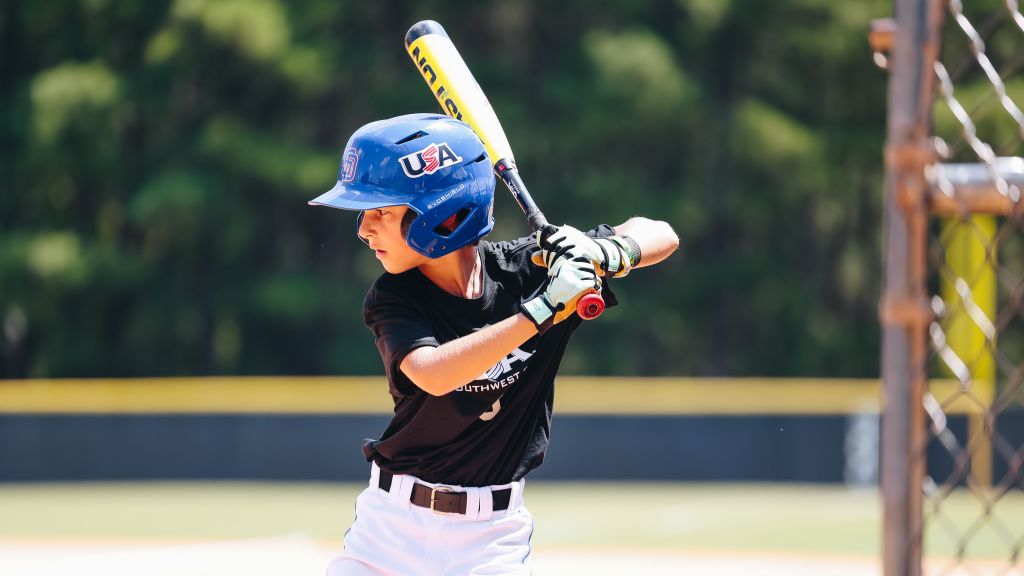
[{"xmin": 377, "ymin": 209, "xmax": 390, "ymax": 216}]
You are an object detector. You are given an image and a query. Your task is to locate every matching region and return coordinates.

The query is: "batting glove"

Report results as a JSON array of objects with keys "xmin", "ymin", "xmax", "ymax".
[
  {"xmin": 521, "ymin": 254, "xmax": 602, "ymax": 333},
  {"xmin": 531, "ymin": 225, "xmax": 641, "ymax": 278}
]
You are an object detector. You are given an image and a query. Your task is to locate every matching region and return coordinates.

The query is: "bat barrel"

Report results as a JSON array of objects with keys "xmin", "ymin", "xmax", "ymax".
[
  {"xmin": 405, "ymin": 20, "xmax": 448, "ymax": 48},
  {"xmin": 404, "ymin": 20, "xmax": 604, "ymax": 321}
]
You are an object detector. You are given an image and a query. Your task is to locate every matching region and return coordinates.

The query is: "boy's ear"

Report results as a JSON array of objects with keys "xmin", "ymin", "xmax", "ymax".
[{"xmin": 400, "ymin": 209, "xmax": 417, "ymax": 239}]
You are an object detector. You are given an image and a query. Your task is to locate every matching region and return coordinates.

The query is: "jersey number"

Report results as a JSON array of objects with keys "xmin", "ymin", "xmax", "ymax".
[{"xmin": 479, "ymin": 399, "xmax": 502, "ymax": 421}]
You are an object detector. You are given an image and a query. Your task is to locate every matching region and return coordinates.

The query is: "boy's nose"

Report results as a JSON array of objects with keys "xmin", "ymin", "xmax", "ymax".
[{"xmin": 356, "ymin": 212, "xmax": 374, "ymax": 244}]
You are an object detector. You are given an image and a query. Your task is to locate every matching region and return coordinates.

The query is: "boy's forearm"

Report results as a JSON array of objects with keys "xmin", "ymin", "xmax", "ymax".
[
  {"xmin": 400, "ymin": 313, "xmax": 538, "ymax": 396},
  {"xmin": 613, "ymin": 217, "xmax": 679, "ymax": 269}
]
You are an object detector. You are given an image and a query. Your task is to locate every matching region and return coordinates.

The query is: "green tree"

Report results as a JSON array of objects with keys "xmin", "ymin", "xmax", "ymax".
[{"xmin": 1, "ymin": 0, "xmax": 890, "ymax": 378}]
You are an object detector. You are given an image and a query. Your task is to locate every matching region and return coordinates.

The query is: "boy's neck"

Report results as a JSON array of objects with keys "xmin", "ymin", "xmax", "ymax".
[{"xmin": 418, "ymin": 245, "xmax": 483, "ymax": 299}]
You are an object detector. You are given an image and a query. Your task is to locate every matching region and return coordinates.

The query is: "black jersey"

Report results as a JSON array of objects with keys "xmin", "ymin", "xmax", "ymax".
[{"xmin": 360, "ymin": 226, "xmax": 618, "ymax": 487}]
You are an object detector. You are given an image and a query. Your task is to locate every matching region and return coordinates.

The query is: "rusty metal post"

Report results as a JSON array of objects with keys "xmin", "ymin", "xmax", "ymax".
[{"xmin": 879, "ymin": 0, "xmax": 945, "ymax": 574}]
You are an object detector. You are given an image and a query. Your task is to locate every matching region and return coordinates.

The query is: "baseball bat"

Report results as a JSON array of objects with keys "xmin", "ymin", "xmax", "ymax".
[{"xmin": 404, "ymin": 20, "xmax": 605, "ymax": 320}]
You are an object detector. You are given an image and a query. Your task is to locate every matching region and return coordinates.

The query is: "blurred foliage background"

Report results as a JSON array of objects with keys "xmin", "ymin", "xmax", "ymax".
[{"xmin": 0, "ymin": 0, "xmax": 890, "ymax": 379}]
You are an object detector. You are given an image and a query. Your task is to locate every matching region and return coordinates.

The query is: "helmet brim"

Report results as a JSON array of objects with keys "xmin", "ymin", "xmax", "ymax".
[{"xmin": 308, "ymin": 181, "xmax": 420, "ymax": 212}]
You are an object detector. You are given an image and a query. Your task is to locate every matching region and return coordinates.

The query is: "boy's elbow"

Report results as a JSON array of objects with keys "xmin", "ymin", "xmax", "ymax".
[
  {"xmin": 403, "ymin": 369, "xmax": 448, "ymax": 396},
  {"xmin": 665, "ymin": 222, "xmax": 680, "ymax": 252},
  {"xmin": 407, "ymin": 372, "xmax": 448, "ymax": 396},
  {"xmin": 418, "ymin": 375, "xmax": 450, "ymax": 396},
  {"xmin": 644, "ymin": 218, "xmax": 679, "ymax": 254},
  {"xmin": 400, "ymin": 352, "xmax": 449, "ymax": 396}
]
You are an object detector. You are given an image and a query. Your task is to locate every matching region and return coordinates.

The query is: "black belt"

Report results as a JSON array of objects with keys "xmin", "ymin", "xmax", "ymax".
[{"xmin": 377, "ymin": 469, "xmax": 511, "ymax": 515}]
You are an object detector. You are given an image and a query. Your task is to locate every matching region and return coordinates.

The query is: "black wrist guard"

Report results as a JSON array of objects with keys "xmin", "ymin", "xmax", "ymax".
[{"xmin": 620, "ymin": 234, "xmax": 642, "ymax": 268}]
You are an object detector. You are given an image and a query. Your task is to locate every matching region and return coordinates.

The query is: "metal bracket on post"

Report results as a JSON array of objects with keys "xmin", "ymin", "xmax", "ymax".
[
  {"xmin": 879, "ymin": 296, "xmax": 934, "ymax": 328},
  {"xmin": 885, "ymin": 143, "xmax": 939, "ymax": 212},
  {"xmin": 869, "ymin": 18, "xmax": 897, "ymax": 69},
  {"xmin": 885, "ymin": 143, "xmax": 937, "ymax": 172}
]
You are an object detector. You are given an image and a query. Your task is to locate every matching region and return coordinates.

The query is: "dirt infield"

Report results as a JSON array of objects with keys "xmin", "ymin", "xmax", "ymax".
[
  {"xmin": 4, "ymin": 536, "xmax": 1018, "ymax": 575},
  {"xmin": 2, "ymin": 483, "xmax": 1019, "ymax": 574},
  {"xmin": 0, "ymin": 537, "xmax": 882, "ymax": 576}
]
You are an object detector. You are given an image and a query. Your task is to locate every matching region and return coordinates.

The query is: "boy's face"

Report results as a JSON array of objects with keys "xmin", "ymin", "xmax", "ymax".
[{"xmin": 357, "ymin": 205, "xmax": 428, "ymax": 274}]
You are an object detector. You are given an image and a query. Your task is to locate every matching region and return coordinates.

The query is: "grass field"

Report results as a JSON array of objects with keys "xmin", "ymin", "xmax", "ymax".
[{"xmin": 1, "ymin": 482, "xmax": 1021, "ymax": 575}]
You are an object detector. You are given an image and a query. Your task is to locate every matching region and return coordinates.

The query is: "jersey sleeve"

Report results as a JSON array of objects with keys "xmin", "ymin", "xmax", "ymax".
[{"xmin": 362, "ymin": 279, "xmax": 439, "ymax": 397}]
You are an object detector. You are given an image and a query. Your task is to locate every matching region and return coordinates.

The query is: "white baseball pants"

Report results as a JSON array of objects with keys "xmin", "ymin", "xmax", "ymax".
[{"xmin": 326, "ymin": 463, "xmax": 534, "ymax": 576}]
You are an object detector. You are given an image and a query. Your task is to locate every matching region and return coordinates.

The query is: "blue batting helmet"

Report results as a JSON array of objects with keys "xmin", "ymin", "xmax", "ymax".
[{"xmin": 309, "ymin": 113, "xmax": 495, "ymax": 258}]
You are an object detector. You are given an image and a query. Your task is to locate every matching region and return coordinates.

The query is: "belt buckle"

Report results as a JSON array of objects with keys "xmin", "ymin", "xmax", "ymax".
[{"xmin": 429, "ymin": 485, "xmax": 457, "ymax": 515}]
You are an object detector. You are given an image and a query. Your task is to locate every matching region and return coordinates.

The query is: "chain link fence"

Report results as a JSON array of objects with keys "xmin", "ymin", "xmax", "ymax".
[{"xmin": 875, "ymin": 0, "xmax": 1024, "ymax": 574}]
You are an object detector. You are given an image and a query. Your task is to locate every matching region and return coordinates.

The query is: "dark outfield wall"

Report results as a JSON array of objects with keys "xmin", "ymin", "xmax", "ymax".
[{"xmin": 1, "ymin": 413, "xmax": 1021, "ymax": 483}]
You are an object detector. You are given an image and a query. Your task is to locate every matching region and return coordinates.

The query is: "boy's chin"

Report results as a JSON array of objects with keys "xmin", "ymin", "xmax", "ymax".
[{"xmin": 380, "ymin": 259, "xmax": 418, "ymax": 275}]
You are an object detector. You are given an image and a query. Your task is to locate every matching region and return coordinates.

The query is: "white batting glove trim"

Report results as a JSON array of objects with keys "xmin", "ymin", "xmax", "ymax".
[{"xmin": 521, "ymin": 297, "xmax": 554, "ymax": 328}]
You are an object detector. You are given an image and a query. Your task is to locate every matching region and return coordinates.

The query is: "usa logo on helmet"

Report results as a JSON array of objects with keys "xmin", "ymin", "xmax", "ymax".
[
  {"xmin": 399, "ymin": 142, "xmax": 462, "ymax": 178},
  {"xmin": 340, "ymin": 147, "xmax": 359, "ymax": 183}
]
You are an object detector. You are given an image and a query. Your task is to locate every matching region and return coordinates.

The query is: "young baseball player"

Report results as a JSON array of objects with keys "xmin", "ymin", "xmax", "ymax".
[{"xmin": 311, "ymin": 113, "xmax": 678, "ymax": 575}]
